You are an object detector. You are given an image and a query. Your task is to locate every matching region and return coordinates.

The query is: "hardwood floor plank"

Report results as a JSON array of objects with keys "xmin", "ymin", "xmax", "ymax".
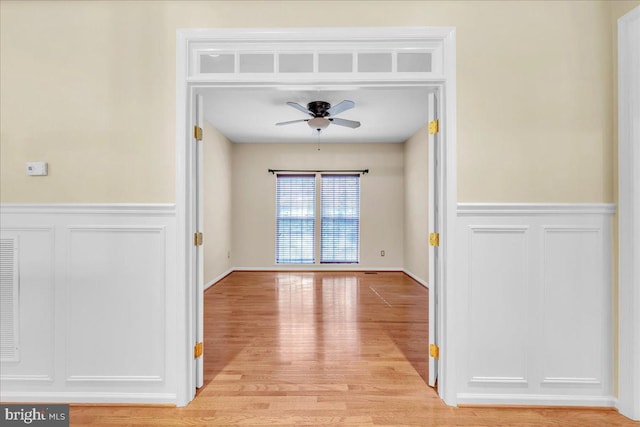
[{"xmin": 70, "ymin": 271, "xmax": 636, "ymax": 426}]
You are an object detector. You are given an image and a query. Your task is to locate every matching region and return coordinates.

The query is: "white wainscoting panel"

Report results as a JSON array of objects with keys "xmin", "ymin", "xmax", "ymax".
[
  {"xmin": 0, "ymin": 204, "xmax": 177, "ymax": 404},
  {"xmin": 457, "ymin": 204, "xmax": 614, "ymax": 406},
  {"xmin": 467, "ymin": 226, "xmax": 530, "ymax": 386},
  {"xmin": 66, "ymin": 226, "xmax": 166, "ymax": 383},
  {"xmin": 541, "ymin": 227, "xmax": 606, "ymax": 388}
]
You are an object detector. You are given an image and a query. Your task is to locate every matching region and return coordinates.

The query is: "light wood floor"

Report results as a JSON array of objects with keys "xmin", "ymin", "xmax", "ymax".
[{"xmin": 72, "ymin": 271, "xmax": 636, "ymax": 426}]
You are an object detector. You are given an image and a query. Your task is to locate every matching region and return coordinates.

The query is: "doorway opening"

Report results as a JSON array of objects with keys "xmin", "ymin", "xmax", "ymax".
[{"xmin": 176, "ymin": 27, "xmax": 457, "ymax": 407}]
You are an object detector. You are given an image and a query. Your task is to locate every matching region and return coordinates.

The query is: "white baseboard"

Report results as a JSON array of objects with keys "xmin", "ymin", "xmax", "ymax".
[
  {"xmin": 206, "ymin": 268, "xmax": 421, "ymax": 292},
  {"xmin": 0, "ymin": 392, "xmax": 177, "ymax": 405},
  {"xmin": 457, "ymin": 393, "xmax": 616, "ymax": 408},
  {"xmin": 403, "ymin": 269, "xmax": 429, "ymax": 289},
  {"xmin": 205, "ymin": 268, "xmax": 233, "ymax": 290},
  {"xmin": 232, "ymin": 266, "xmax": 404, "ymax": 272}
]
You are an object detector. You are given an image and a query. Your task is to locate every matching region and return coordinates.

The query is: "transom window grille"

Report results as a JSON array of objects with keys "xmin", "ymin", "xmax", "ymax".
[{"xmin": 197, "ymin": 50, "xmax": 433, "ymax": 75}]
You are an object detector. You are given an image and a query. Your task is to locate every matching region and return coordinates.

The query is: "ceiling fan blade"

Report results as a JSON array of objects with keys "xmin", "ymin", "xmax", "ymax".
[
  {"xmin": 327, "ymin": 100, "xmax": 355, "ymax": 116},
  {"xmin": 286, "ymin": 102, "xmax": 314, "ymax": 116},
  {"xmin": 276, "ymin": 119, "xmax": 309, "ymax": 126},
  {"xmin": 329, "ymin": 117, "xmax": 361, "ymax": 128}
]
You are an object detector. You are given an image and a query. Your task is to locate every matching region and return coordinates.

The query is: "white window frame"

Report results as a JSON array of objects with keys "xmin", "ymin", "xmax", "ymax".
[
  {"xmin": 275, "ymin": 174, "xmax": 317, "ymax": 265},
  {"xmin": 275, "ymin": 173, "xmax": 362, "ymax": 266},
  {"xmin": 320, "ymin": 174, "xmax": 361, "ymax": 265}
]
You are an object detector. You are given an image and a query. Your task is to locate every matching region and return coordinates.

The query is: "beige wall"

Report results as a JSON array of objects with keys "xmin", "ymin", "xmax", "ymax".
[
  {"xmin": 0, "ymin": 0, "xmax": 624, "ymax": 203},
  {"xmin": 231, "ymin": 143, "xmax": 404, "ymax": 269},
  {"xmin": 203, "ymin": 120, "xmax": 232, "ymax": 285},
  {"xmin": 0, "ymin": 1, "xmax": 176, "ymax": 202},
  {"xmin": 403, "ymin": 125, "xmax": 429, "ymax": 283}
]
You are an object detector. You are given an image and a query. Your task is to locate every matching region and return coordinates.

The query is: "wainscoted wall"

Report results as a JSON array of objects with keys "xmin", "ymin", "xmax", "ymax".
[
  {"xmin": 455, "ymin": 203, "xmax": 615, "ymax": 406},
  {"xmin": 0, "ymin": 201, "xmax": 618, "ymax": 407},
  {"xmin": 0, "ymin": 204, "xmax": 177, "ymax": 404}
]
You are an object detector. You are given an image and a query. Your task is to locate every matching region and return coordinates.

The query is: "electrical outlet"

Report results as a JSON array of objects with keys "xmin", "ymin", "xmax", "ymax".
[{"xmin": 380, "ymin": 250, "xmax": 385, "ymax": 257}]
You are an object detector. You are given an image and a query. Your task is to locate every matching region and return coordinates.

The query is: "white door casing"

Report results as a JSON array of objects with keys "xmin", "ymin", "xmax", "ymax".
[
  {"xmin": 427, "ymin": 90, "xmax": 439, "ymax": 388},
  {"xmin": 617, "ymin": 5, "xmax": 640, "ymax": 421},
  {"xmin": 175, "ymin": 27, "xmax": 458, "ymax": 407},
  {"xmin": 194, "ymin": 94, "xmax": 204, "ymax": 389}
]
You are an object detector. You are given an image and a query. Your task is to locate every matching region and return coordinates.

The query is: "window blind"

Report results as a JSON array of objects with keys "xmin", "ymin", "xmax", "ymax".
[
  {"xmin": 276, "ymin": 174, "xmax": 316, "ymax": 264},
  {"xmin": 321, "ymin": 174, "xmax": 360, "ymax": 263}
]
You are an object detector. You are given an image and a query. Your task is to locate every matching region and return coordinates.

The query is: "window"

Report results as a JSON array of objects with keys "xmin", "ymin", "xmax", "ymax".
[
  {"xmin": 275, "ymin": 173, "xmax": 360, "ymax": 264},
  {"xmin": 275, "ymin": 175, "xmax": 315, "ymax": 264},
  {"xmin": 321, "ymin": 175, "xmax": 360, "ymax": 263}
]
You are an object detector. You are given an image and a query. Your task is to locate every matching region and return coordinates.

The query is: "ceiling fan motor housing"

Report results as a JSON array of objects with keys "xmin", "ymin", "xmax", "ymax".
[{"xmin": 307, "ymin": 101, "xmax": 331, "ymax": 117}]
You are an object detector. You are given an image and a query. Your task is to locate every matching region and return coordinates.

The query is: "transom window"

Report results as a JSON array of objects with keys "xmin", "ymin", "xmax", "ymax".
[{"xmin": 275, "ymin": 174, "xmax": 360, "ymax": 264}]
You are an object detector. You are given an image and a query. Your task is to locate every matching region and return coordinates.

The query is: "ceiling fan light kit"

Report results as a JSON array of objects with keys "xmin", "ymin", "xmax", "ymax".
[
  {"xmin": 276, "ymin": 100, "xmax": 361, "ymax": 133},
  {"xmin": 308, "ymin": 117, "xmax": 330, "ymax": 130}
]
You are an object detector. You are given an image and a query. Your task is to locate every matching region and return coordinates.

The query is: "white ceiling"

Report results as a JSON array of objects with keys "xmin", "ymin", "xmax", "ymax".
[{"xmin": 200, "ymin": 86, "xmax": 431, "ymax": 144}]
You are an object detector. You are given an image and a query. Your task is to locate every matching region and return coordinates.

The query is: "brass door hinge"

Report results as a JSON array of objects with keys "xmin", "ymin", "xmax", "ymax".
[
  {"xmin": 194, "ymin": 125, "xmax": 203, "ymax": 141},
  {"xmin": 194, "ymin": 232, "xmax": 203, "ymax": 246},
  {"xmin": 428, "ymin": 119, "xmax": 439, "ymax": 135},
  {"xmin": 429, "ymin": 232, "xmax": 440, "ymax": 247},
  {"xmin": 430, "ymin": 343, "xmax": 439, "ymax": 359},
  {"xmin": 194, "ymin": 342, "xmax": 203, "ymax": 358}
]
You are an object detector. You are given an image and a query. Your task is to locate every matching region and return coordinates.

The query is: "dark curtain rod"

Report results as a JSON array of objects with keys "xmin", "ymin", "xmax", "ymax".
[{"xmin": 268, "ymin": 169, "xmax": 369, "ymax": 175}]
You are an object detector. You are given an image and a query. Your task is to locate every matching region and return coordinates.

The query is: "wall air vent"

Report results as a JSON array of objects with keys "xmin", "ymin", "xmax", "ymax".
[{"xmin": 0, "ymin": 237, "xmax": 19, "ymax": 362}]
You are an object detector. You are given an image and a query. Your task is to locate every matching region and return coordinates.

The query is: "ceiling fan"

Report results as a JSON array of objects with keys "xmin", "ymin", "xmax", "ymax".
[{"xmin": 276, "ymin": 100, "xmax": 361, "ymax": 132}]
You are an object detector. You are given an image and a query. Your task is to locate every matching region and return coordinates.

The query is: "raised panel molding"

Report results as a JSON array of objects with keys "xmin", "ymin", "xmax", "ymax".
[
  {"xmin": 457, "ymin": 203, "xmax": 613, "ymax": 407},
  {"xmin": 0, "ymin": 204, "xmax": 177, "ymax": 404},
  {"xmin": 467, "ymin": 225, "xmax": 530, "ymax": 387},
  {"xmin": 1, "ymin": 374, "xmax": 54, "ymax": 382},
  {"xmin": 541, "ymin": 226, "xmax": 607, "ymax": 389},
  {"xmin": 469, "ymin": 376, "xmax": 528, "ymax": 385},
  {"xmin": 66, "ymin": 226, "xmax": 167, "ymax": 383},
  {"xmin": 66, "ymin": 375, "xmax": 163, "ymax": 383},
  {"xmin": 541, "ymin": 377, "xmax": 601, "ymax": 386}
]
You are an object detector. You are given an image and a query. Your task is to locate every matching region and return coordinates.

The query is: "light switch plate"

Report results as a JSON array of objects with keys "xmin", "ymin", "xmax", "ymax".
[{"xmin": 26, "ymin": 162, "xmax": 48, "ymax": 176}]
